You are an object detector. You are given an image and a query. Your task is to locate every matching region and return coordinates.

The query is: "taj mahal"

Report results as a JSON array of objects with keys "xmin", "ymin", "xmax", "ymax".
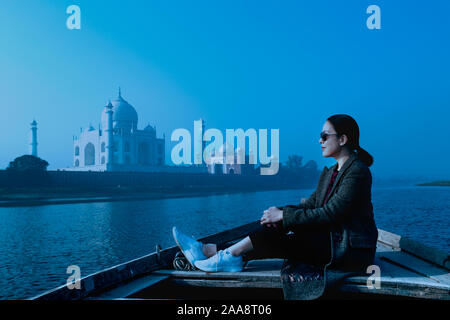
[
  {"xmin": 24, "ymin": 89, "xmax": 253, "ymax": 174},
  {"xmin": 71, "ymin": 89, "xmax": 166, "ymax": 172}
]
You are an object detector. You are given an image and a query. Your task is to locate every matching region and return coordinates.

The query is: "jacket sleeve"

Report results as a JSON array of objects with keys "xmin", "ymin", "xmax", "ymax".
[
  {"xmin": 282, "ymin": 165, "xmax": 368, "ymax": 228},
  {"xmin": 298, "ymin": 189, "xmax": 318, "ymax": 209}
]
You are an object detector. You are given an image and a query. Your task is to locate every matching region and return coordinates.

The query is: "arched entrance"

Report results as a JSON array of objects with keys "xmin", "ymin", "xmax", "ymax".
[
  {"xmin": 84, "ymin": 143, "xmax": 95, "ymax": 166},
  {"xmin": 214, "ymin": 163, "xmax": 223, "ymax": 175}
]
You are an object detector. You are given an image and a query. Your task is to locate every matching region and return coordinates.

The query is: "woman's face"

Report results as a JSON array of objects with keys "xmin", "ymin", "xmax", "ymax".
[{"xmin": 319, "ymin": 121, "xmax": 342, "ymax": 158}]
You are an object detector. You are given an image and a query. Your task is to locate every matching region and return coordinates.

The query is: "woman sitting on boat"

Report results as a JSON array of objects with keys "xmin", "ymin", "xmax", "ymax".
[{"xmin": 173, "ymin": 114, "xmax": 378, "ymax": 273}]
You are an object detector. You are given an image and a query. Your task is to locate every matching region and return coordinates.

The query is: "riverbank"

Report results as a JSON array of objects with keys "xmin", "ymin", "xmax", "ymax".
[
  {"xmin": 0, "ymin": 185, "xmax": 305, "ymax": 207},
  {"xmin": 417, "ymin": 181, "xmax": 450, "ymax": 186}
]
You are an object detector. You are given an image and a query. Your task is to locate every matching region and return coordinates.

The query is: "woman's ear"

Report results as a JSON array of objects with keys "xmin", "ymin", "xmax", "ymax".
[{"xmin": 339, "ymin": 134, "xmax": 348, "ymax": 147}]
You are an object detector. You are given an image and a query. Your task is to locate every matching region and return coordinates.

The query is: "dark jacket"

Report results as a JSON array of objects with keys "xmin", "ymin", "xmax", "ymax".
[{"xmin": 281, "ymin": 153, "xmax": 378, "ymax": 270}]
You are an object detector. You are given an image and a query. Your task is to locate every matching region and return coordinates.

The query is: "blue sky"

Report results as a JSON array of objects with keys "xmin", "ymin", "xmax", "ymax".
[{"xmin": 0, "ymin": 0, "xmax": 449, "ymax": 179}]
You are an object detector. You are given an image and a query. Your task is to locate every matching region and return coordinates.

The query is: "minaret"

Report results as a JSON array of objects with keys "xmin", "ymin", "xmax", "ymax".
[
  {"xmin": 105, "ymin": 101, "xmax": 114, "ymax": 170},
  {"xmin": 29, "ymin": 119, "xmax": 38, "ymax": 157}
]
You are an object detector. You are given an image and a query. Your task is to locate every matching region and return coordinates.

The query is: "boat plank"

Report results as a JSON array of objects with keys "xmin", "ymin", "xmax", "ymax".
[
  {"xmin": 376, "ymin": 241, "xmax": 397, "ymax": 253},
  {"xmin": 399, "ymin": 237, "xmax": 450, "ymax": 270},
  {"xmin": 339, "ymin": 283, "xmax": 449, "ymax": 300},
  {"xmin": 153, "ymin": 258, "xmax": 283, "ymax": 281},
  {"xmin": 379, "ymin": 251, "xmax": 450, "ymax": 285},
  {"xmin": 244, "ymin": 259, "xmax": 285, "ymax": 270},
  {"xmin": 113, "ymin": 298, "xmax": 175, "ymax": 300},
  {"xmin": 377, "ymin": 229, "xmax": 401, "ymax": 249},
  {"xmin": 170, "ymin": 278, "xmax": 282, "ymax": 289},
  {"xmin": 377, "ymin": 260, "xmax": 447, "ymax": 288},
  {"xmin": 346, "ymin": 274, "xmax": 448, "ymax": 290},
  {"xmin": 154, "ymin": 269, "xmax": 281, "ymax": 281},
  {"xmin": 88, "ymin": 274, "xmax": 169, "ymax": 300},
  {"xmin": 355, "ymin": 257, "xmax": 448, "ymax": 289}
]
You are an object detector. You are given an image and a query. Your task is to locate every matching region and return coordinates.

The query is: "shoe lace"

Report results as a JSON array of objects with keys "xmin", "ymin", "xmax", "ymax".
[{"xmin": 215, "ymin": 250, "xmax": 226, "ymax": 272}]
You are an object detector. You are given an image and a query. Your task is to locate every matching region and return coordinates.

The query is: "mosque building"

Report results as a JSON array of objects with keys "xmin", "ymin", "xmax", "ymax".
[
  {"xmin": 71, "ymin": 89, "xmax": 165, "ymax": 172},
  {"xmin": 206, "ymin": 142, "xmax": 256, "ymax": 175}
]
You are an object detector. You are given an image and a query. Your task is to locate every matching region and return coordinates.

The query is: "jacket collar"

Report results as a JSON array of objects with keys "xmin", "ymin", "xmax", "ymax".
[
  {"xmin": 318, "ymin": 153, "xmax": 359, "ymax": 205},
  {"xmin": 332, "ymin": 152, "xmax": 358, "ymax": 175}
]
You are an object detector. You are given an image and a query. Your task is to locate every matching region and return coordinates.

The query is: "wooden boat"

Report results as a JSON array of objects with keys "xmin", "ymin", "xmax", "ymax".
[{"xmin": 30, "ymin": 221, "xmax": 450, "ymax": 300}]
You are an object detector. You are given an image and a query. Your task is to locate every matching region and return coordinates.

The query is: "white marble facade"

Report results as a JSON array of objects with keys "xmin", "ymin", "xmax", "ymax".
[
  {"xmin": 72, "ymin": 90, "xmax": 165, "ymax": 172},
  {"xmin": 206, "ymin": 143, "xmax": 255, "ymax": 175}
]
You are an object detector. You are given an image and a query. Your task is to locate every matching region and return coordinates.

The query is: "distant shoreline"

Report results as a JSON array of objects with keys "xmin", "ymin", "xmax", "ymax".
[
  {"xmin": 0, "ymin": 186, "xmax": 307, "ymax": 207},
  {"xmin": 417, "ymin": 181, "xmax": 450, "ymax": 187}
]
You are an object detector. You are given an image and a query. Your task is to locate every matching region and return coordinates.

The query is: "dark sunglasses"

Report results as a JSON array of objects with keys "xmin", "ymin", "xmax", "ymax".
[{"xmin": 320, "ymin": 132, "xmax": 338, "ymax": 141}]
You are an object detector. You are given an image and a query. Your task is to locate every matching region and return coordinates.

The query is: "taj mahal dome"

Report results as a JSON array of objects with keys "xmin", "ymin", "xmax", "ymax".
[{"xmin": 71, "ymin": 89, "xmax": 165, "ymax": 172}]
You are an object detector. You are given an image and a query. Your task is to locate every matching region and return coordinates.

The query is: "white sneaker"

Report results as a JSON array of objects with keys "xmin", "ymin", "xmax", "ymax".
[
  {"xmin": 194, "ymin": 249, "xmax": 243, "ymax": 273},
  {"xmin": 172, "ymin": 227, "xmax": 207, "ymax": 267}
]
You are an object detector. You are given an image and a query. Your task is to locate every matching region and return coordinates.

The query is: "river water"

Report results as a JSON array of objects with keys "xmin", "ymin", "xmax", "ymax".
[{"xmin": 0, "ymin": 186, "xmax": 448, "ymax": 299}]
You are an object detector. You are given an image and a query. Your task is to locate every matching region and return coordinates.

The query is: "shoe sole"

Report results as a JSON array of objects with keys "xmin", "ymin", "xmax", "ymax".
[
  {"xmin": 172, "ymin": 227, "xmax": 198, "ymax": 268},
  {"xmin": 194, "ymin": 263, "xmax": 243, "ymax": 273},
  {"xmin": 205, "ymin": 268, "xmax": 242, "ymax": 273}
]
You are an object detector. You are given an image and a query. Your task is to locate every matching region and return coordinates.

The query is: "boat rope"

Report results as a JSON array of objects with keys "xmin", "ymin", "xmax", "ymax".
[{"xmin": 173, "ymin": 251, "xmax": 196, "ymax": 271}]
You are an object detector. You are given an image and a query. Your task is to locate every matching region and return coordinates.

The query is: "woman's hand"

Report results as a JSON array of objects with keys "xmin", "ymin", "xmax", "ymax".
[{"xmin": 260, "ymin": 206, "xmax": 283, "ymax": 226}]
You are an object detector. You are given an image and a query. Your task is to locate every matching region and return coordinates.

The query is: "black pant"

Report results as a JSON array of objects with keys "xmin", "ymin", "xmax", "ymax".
[{"xmin": 244, "ymin": 225, "xmax": 332, "ymax": 266}]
